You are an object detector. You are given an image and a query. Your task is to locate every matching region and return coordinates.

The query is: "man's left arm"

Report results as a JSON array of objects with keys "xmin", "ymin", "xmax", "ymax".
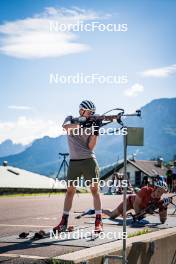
[
  {"xmin": 159, "ymin": 197, "xmax": 170, "ymax": 224},
  {"xmin": 88, "ymin": 120, "xmax": 101, "ymax": 150},
  {"xmin": 88, "ymin": 135, "xmax": 98, "ymax": 151},
  {"xmin": 159, "ymin": 207, "xmax": 167, "ymax": 224}
]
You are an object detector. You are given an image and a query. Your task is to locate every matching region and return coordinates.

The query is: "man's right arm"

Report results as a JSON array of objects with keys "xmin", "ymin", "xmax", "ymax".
[
  {"xmin": 63, "ymin": 123, "xmax": 80, "ymax": 132},
  {"xmin": 62, "ymin": 116, "xmax": 80, "ymax": 132}
]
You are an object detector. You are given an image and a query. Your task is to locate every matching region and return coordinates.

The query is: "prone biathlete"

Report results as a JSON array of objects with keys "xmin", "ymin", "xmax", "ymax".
[{"xmin": 102, "ymin": 181, "xmax": 168, "ymax": 224}]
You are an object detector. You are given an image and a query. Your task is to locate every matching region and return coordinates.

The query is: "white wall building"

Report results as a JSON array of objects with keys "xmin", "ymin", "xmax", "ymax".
[
  {"xmin": 100, "ymin": 158, "xmax": 167, "ymax": 193},
  {"xmin": 0, "ymin": 164, "xmax": 66, "ymax": 190}
]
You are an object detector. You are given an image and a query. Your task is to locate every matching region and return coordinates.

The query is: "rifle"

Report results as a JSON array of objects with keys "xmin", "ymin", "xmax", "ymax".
[
  {"xmin": 127, "ymin": 194, "xmax": 176, "ymax": 222},
  {"xmin": 72, "ymin": 108, "xmax": 141, "ymax": 130}
]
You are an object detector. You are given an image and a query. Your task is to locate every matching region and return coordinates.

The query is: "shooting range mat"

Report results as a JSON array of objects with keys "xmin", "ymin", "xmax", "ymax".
[
  {"xmin": 0, "ymin": 212, "xmax": 175, "ymax": 249},
  {"xmin": 0, "ymin": 226, "xmax": 136, "ymax": 248},
  {"xmin": 84, "ymin": 213, "xmax": 176, "ymax": 230}
]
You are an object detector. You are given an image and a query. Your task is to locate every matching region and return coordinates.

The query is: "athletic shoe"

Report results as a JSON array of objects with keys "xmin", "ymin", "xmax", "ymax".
[
  {"xmin": 94, "ymin": 214, "xmax": 103, "ymax": 233},
  {"xmin": 53, "ymin": 215, "xmax": 68, "ymax": 233}
]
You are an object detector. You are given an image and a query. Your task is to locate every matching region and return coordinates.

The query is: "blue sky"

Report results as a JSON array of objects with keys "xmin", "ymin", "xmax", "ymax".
[{"xmin": 0, "ymin": 0, "xmax": 175, "ymax": 144}]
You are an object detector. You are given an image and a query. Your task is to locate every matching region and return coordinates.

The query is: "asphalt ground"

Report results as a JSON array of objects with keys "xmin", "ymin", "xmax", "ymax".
[{"xmin": 0, "ymin": 193, "xmax": 176, "ymax": 263}]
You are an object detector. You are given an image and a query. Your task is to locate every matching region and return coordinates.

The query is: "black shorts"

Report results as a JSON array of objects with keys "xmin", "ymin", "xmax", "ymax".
[{"xmin": 67, "ymin": 158, "xmax": 99, "ymax": 182}]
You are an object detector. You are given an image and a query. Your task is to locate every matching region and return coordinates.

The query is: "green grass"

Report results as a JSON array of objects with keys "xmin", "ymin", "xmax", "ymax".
[
  {"xmin": 0, "ymin": 192, "xmax": 65, "ymax": 198},
  {"xmin": 50, "ymin": 260, "xmax": 74, "ymax": 264},
  {"xmin": 128, "ymin": 228, "xmax": 152, "ymax": 238},
  {"xmin": 0, "ymin": 188, "xmax": 89, "ymax": 198}
]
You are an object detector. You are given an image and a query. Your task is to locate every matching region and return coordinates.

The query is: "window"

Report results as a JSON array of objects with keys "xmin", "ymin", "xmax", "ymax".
[{"xmin": 135, "ymin": 171, "xmax": 141, "ymax": 186}]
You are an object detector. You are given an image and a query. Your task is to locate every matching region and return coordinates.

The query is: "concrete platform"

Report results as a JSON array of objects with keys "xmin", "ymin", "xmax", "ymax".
[{"xmin": 54, "ymin": 227, "xmax": 176, "ymax": 264}]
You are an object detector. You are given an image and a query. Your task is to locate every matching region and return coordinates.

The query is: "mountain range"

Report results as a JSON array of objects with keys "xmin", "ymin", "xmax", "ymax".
[
  {"xmin": 0, "ymin": 140, "xmax": 27, "ymax": 157},
  {"xmin": 0, "ymin": 97, "xmax": 175, "ymax": 176}
]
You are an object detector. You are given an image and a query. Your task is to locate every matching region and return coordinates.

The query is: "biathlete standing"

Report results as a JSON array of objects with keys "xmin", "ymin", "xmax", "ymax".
[{"xmin": 53, "ymin": 100, "xmax": 103, "ymax": 233}]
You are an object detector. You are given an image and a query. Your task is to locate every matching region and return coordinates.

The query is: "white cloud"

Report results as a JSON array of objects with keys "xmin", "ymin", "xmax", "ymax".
[
  {"xmin": 140, "ymin": 64, "xmax": 176, "ymax": 77},
  {"xmin": 8, "ymin": 105, "xmax": 32, "ymax": 110},
  {"xmin": 0, "ymin": 116, "xmax": 63, "ymax": 144},
  {"xmin": 124, "ymin": 83, "xmax": 144, "ymax": 97},
  {"xmin": 0, "ymin": 7, "xmax": 100, "ymax": 59}
]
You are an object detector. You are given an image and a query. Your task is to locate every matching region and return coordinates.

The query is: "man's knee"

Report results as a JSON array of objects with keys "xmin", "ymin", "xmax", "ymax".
[
  {"xmin": 90, "ymin": 186, "xmax": 99, "ymax": 195},
  {"xmin": 67, "ymin": 186, "xmax": 76, "ymax": 195},
  {"xmin": 110, "ymin": 208, "xmax": 120, "ymax": 219}
]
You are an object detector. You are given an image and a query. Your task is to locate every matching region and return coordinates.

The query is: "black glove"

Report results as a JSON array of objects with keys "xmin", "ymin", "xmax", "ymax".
[
  {"xmin": 92, "ymin": 119, "xmax": 102, "ymax": 136},
  {"xmin": 136, "ymin": 214, "xmax": 146, "ymax": 221},
  {"xmin": 80, "ymin": 117, "xmax": 93, "ymax": 128}
]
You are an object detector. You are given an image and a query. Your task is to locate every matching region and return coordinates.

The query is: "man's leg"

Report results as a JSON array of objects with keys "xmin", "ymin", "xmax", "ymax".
[
  {"xmin": 102, "ymin": 207, "xmax": 121, "ymax": 219},
  {"xmin": 83, "ymin": 158, "xmax": 102, "ymax": 232},
  {"xmin": 53, "ymin": 185, "xmax": 76, "ymax": 232},
  {"xmin": 63, "ymin": 185, "xmax": 76, "ymax": 211},
  {"xmin": 102, "ymin": 197, "xmax": 133, "ymax": 219},
  {"xmin": 90, "ymin": 182, "xmax": 103, "ymax": 232},
  {"xmin": 90, "ymin": 182, "xmax": 101, "ymax": 211}
]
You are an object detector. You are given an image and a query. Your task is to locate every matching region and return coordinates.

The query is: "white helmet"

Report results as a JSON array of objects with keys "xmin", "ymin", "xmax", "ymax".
[
  {"xmin": 154, "ymin": 180, "xmax": 168, "ymax": 192},
  {"xmin": 79, "ymin": 100, "xmax": 96, "ymax": 114}
]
